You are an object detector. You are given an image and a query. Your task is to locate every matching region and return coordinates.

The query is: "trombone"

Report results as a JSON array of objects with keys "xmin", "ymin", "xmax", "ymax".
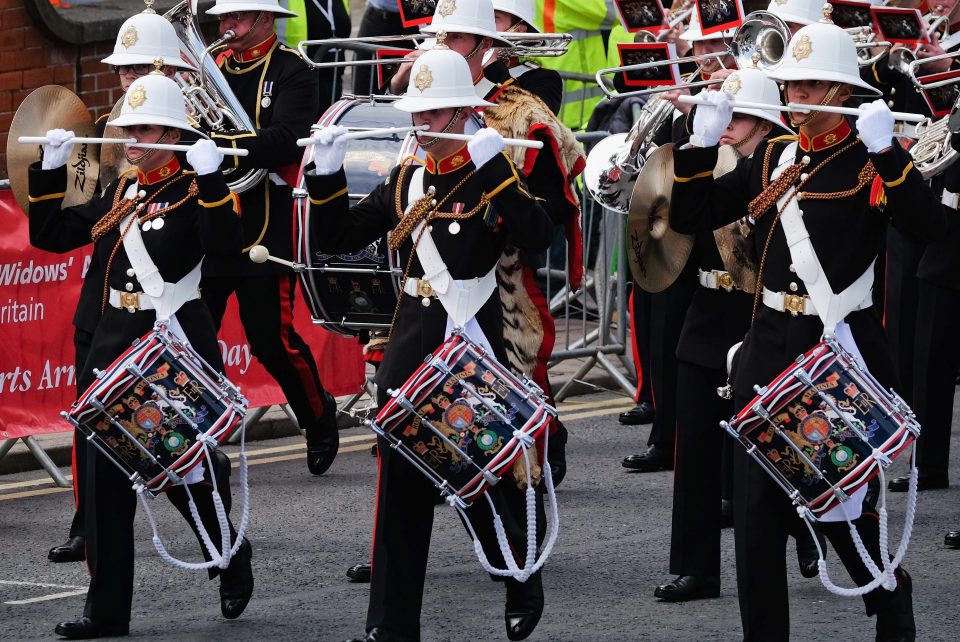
[
  {"xmin": 906, "ymin": 50, "xmax": 960, "ymax": 90},
  {"xmin": 296, "ymin": 32, "xmax": 572, "ymax": 69}
]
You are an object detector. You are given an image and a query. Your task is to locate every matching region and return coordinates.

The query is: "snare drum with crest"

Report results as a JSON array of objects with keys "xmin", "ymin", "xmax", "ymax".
[
  {"xmin": 64, "ymin": 324, "xmax": 248, "ymax": 496},
  {"xmin": 721, "ymin": 339, "xmax": 919, "ymax": 519},
  {"xmin": 369, "ymin": 330, "xmax": 556, "ymax": 508}
]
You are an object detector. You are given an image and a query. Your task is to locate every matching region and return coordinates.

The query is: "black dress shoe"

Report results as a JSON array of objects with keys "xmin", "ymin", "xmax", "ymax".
[
  {"xmin": 504, "ymin": 572, "xmax": 544, "ymax": 641},
  {"xmin": 220, "ymin": 538, "xmax": 253, "ymax": 619},
  {"xmin": 306, "ymin": 391, "xmax": 340, "ymax": 476},
  {"xmin": 653, "ymin": 575, "xmax": 720, "ymax": 602},
  {"xmin": 211, "ymin": 448, "xmax": 233, "ymax": 515},
  {"xmin": 720, "ymin": 499, "xmax": 734, "ymax": 529},
  {"xmin": 795, "ymin": 529, "xmax": 826, "ymax": 579},
  {"xmin": 346, "ymin": 563, "xmax": 371, "ymax": 583},
  {"xmin": 54, "ymin": 617, "xmax": 128, "ymax": 639},
  {"xmin": 344, "ymin": 627, "xmax": 418, "ymax": 642},
  {"xmin": 622, "ymin": 445, "xmax": 673, "ymax": 472},
  {"xmin": 875, "ymin": 568, "xmax": 915, "ymax": 642},
  {"xmin": 547, "ymin": 422, "xmax": 568, "ymax": 488},
  {"xmin": 888, "ymin": 472, "xmax": 948, "ymax": 492},
  {"xmin": 48, "ymin": 536, "xmax": 86, "ymax": 563},
  {"xmin": 945, "ymin": 530, "xmax": 960, "ymax": 548},
  {"xmin": 619, "ymin": 401, "xmax": 655, "ymax": 425}
]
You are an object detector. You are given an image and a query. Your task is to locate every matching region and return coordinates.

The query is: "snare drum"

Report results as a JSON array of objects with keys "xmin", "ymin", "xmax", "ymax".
[
  {"xmin": 722, "ymin": 339, "xmax": 919, "ymax": 518},
  {"xmin": 293, "ymin": 98, "xmax": 416, "ymax": 335},
  {"xmin": 64, "ymin": 325, "xmax": 248, "ymax": 496},
  {"xmin": 369, "ymin": 331, "xmax": 556, "ymax": 508}
]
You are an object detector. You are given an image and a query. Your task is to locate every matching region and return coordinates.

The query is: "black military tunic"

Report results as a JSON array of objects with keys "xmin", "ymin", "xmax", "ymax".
[
  {"xmin": 485, "ymin": 58, "xmax": 563, "ymax": 115},
  {"xmin": 306, "ymin": 146, "xmax": 553, "ymax": 638},
  {"xmin": 672, "ymin": 117, "xmax": 945, "ymax": 640},
  {"xmin": 27, "ymin": 156, "xmax": 245, "ymax": 627}
]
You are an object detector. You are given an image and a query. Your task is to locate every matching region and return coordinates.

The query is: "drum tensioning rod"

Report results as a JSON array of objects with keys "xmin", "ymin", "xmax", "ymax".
[
  {"xmin": 731, "ymin": 429, "xmax": 817, "ymax": 512},
  {"xmin": 392, "ymin": 395, "xmax": 483, "ymax": 472},
  {"xmin": 74, "ymin": 425, "xmax": 157, "ymax": 489}
]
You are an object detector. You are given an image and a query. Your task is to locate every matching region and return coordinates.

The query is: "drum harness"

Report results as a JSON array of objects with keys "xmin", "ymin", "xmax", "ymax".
[
  {"xmin": 751, "ymin": 140, "xmax": 920, "ymax": 597},
  {"xmin": 388, "ymin": 166, "xmax": 560, "ymax": 582},
  {"xmin": 112, "ymin": 180, "xmax": 251, "ymax": 572}
]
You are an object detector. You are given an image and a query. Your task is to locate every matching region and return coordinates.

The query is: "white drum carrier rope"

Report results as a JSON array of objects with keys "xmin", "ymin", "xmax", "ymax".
[
  {"xmin": 801, "ymin": 446, "xmax": 919, "ymax": 597},
  {"xmin": 134, "ymin": 427, "xmax": 251, "ymax": 571},
  {"xmin": 453, "ymin": 427, "xmax": 560, "ymax": 583}
]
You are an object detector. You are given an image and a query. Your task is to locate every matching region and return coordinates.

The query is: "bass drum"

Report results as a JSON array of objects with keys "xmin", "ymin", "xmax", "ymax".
[{"xmin": 294, "ymin": 98, "xmax": 419, "ymax": 336}]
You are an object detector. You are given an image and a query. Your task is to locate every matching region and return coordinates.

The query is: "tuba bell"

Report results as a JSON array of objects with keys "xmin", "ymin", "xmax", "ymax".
[{"xmin": 164, "ymin": 1, "xmax": 266, "ymax": 193}]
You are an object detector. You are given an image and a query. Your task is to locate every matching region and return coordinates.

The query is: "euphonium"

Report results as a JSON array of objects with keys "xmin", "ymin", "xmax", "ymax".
[{"xmin": 164, "ymin": 1, "xmax": 267, "ymax": 193}]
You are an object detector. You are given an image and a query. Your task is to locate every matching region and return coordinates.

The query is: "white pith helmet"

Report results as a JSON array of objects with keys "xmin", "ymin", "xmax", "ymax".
[
  {"xmin": 393, "ymin": 46, "xmax": 496, "ymax": 112},
  {"xmin": 767, "ymin": 21, "xmax": 882, "ymax": 96},
  {"xmin": 766, "ymin": 0, "xmax": 824, "ymax": 27},
  {"xmin": 101, "ymin": 11, "xmax": 197, "ymax": 71},
  {"xmin": 719, "ymin": 68, "xmax": 790, "ymax": 132},
  {"xmin": 492, "ymin": 0, "xmax": 540, "ymax": 34},
  {"xmin": 421, "ymin": 0, "xmax": 513, "ymax": 48},
  {"xmin": 107, "ymin": 73, "xmax": 198, "ymax": 132},
  {"xmin": 206, "ymin": 0, "xmax": 297, "ymax": 18},
  {"xmin": 680, "ymin": 7, "xmax": 736, "ymax": 42}
]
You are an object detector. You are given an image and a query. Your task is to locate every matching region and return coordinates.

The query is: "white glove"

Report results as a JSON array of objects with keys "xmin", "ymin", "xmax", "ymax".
[
  {"xmin": 311, "ymin": 125, "xmax": 349, "ymax": 175},
  {"xmin": 41, "ymin": 129, "xmax": 75, "ymax": 170},
  {"xmin": 186, "ymin": 138, "xmax": 224, "ymax": 176},
  {"xmin": 468, "ymin": 127, "xmax": 506, "ymax": 169},
  {"xmin": 857, "ymin": 99, "xmax": 894, "ymax": 154},
  {"xmin": 690, "ymin": 90, "xmax": 734, "ymax": 148}
]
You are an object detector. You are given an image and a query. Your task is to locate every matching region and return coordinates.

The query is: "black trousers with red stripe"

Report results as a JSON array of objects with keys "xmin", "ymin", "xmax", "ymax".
[
  {"xmin": 628, "ymin": 285, "xmax": 653, "ymax": 406},
  {"xmin": 366, "ymin": 391, "xmax": 546, "ymax": 639},
  {"xmin": 201, "ymin": 274, "xmax": 328, "ymax": 429},
  {"xmin": 66, "ymin": 327, "xmax": 95, "ymax": 541},
  {"xmin": 731, "ymin": 394, "xmax": 911, "ymax": 641}
]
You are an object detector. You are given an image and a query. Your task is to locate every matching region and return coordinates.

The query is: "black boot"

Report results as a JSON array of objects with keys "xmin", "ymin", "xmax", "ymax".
[
  {"xmin": 504, "ymin": 572, "xmax": 544, "ymax": 641},
  {"xmin": 546, "ymin": 422, "xmax": 567, "ymax": 488},
  {"xmin": 875, "ymin": 568, "xmax": 915, "ymax": 642},
  {"xmin": 946, "ymin": 530, "xmax": 960, "ymax": 548},
  {"xmin": 54, "ymin": 618, "xmax": 128, "ymax": 639},
  {"xmin": 621, "ymin": 444, "xmax": 673, "ymax": 472},
  {"xmin": 306, "ymin": 391, "xmax": 340, "ymax": 476},
  {"xmin": 48, "ymin": 536, "xmax": 85, "ymax": 563},
  {"xmin": 653, "ymin": 575, "xmax": 720, "ymax": 602},
  {"xmin": 618, "ymin": 401, "xmax": 655, "ymax": 425},
  {"xmin": 346, "ymin": 563, "xmax": 371, "ymax": 583},
  {"xmin": 795, "ymin": 528, "xmax": 825, "ymax": 579},
  {"xmin": 344, "ymin": 628, "xmax": 418, "ymax": 642},
  {"xmin": 220, "ymin": 538, "xmax": 254, "ymax": 619},
  {"xmin": 888, "ymin": 472, "xmax": 948, "ymax": 492}
]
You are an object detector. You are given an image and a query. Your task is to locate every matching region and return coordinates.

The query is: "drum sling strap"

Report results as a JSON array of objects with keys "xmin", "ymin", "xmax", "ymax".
[
  {"xmin": 766, "ymin": 142, "xmax": 918, "ymax": 597},
  {"xmin": 118, "ymin": 184, "xmax": 250, "ymax": 572},
  {"xmin": 399, "ymin": 169, "xmax": 559, "ymax": 582}
]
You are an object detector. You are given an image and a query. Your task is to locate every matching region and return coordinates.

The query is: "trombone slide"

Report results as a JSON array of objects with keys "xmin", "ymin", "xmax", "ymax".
[
  {"xmin": 18, "ymin": 136, "xmax": 250, "ymax": 156},
  {"xmin": 297, "ymin": 125, "xmax": 423, "ymax": 146},
  {"xmin": 299, "ymin": 125, "xmax": 545, "ymax": 149},
  {"xmin": 676, "ymin": 95, "xmax": 928, "ymax": 124}
]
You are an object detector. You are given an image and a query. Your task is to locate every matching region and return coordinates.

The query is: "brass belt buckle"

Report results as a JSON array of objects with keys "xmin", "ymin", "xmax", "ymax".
[
  {"xmin": 416, "ymin": 279, "xmax": 433, "ymax": 298},
  {"xmin": 717, "ymin": 271, "xmax": 735, "ymax": 292},
  {"xmin": 783, "ymin": 294, "xmax": 805, "ymax": 316},
  {"xmin": 120, "ymin": 291, "xmax": 140, "ymax": 312}
]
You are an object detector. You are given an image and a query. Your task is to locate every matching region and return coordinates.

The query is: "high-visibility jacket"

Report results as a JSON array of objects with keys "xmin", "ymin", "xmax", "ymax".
[
  {"xmin": 534, "ymin": 0, "xmax": 616, "ymax": 130},
  {"xmin": 275, "ymin": 0, "xmax": 351, "ymax": 46}
]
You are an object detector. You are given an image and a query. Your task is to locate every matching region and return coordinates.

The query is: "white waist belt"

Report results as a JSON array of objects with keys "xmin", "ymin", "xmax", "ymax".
[
  {"xmin": 109, "ymin": 264, "xmax": 203, "ymax": 315},
  {"xmin": 762, "ymin": 287, "xmax": 872, "ymax": 317},
  {"xmin": 942, "ymin": 189, "xmax": 958, "ymax": 210},
  {"xmin": 402, "ymin": 271, "xmax": 498, "ymax": 321},
  {"xmin": 698, "ymin": 269, "xmax": 739, "ymax": 292}
]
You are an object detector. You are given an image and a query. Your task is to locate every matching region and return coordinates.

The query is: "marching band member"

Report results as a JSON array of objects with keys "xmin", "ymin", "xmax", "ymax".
[
  {"xmin": 490, "ymin": 0, "xmax": 563, "ymax": 114},
  {"xmin": 28, "ymin": 73, "xmax": 253, "ymax": 639},
  {"xmin": 306, "ymin": 46, "xmax": 553, "ymax": 642},
  {"xmin": 671, "ymin": 21, "xmax": 944, "ymax": 641},
  {"xmin": 656, "ymin": 68, "xmax": 792, "ymax": 603},
  {"xmin": 766, "ymin": 0, "xmax": 824, "ymax": 36},
  {"xmin": 202, "ymin": 0, "xmax": 341, "ymax": 476},
  {"xmin": 38, "ymin": 4, "xmax": 202, "ymax": 567}
]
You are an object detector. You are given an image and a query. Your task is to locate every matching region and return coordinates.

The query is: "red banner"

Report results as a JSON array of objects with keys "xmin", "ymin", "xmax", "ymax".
[{"xmin": 0, "ymin": 189, "xmax": 364, "ymax": 440}]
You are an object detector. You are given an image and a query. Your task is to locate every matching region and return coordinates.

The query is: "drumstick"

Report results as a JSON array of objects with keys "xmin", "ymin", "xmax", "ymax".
[
  {"xmin": 676, "ymin": 96, "xmax": 927, "ymax": 124},
  {"xmin": 297, "ymin": 125, "xmax": 423, "ymax": 147},
  {"xmin": 248, "ymin": 245, "xmax": 304, "ymax": 272},
  {"xmin": 419, "ymin": 130, "xmax": 544, "ymax": 150},
  {"xmin": 298, "ymin": 125, "xmax": 545, "ymax": 149},
  {"xmin": 18, "ymin": 136, "xmax": 250, "ymax": 156}
]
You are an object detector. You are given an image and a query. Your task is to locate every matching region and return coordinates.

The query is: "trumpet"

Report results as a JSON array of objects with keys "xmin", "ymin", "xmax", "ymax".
[{"xmin": 595, "ymin": 11, "xmax": 790, "ymax": 99}]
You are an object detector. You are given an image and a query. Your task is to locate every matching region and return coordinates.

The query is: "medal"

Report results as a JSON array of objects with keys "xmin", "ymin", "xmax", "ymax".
[
  {"xmin": 141, "ymin": 220, "xmax": 152, "ymax": 232},
  {"xmin": 448, "ymin": 221, "xmax": 460, "ymax": 235},
  {"xmin": 152, "ymin": 217, "xmax": 165, "ymax": 230},
  {"xmin": 261, "ymin": 96, "xmax": 271, "ymax": 108}
]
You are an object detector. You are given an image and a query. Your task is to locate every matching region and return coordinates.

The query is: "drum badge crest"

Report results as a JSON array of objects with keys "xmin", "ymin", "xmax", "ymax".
[
  {"xmin": 792, "ymin": 35, "xmax": 813, "ymax": 62},
  {"xmin": 415, "ymin": 64, "xmax": 433, "ymax": 91}
]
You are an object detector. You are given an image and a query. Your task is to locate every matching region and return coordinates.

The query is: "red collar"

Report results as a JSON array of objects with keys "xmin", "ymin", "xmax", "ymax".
[
  {"xmin": 798, "ymin": 118, "xmax": 852, "ymax": 153},
  {"xmin": 233, "ymin": 34, "xmax": 277, "ymax": 62},
  {"xmin": 425, "ymin": 144, "xmax": 471, "ymax": 174},
  {"xmin": 137, "ymin": 157, "xmax": 180, "ymax": 185}
]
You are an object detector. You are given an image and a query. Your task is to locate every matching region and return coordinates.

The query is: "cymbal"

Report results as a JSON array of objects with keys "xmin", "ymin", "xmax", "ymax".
[
  {"xmin": 6, "ymin": 85, "xmax": 98, "ymax": 214},
  {"xmin": 626, "ymin": 143, "xmax": 694, "ymax": 293},
  {"xmin": 711, "ymin": 145, "xmax": 758, "ymax": 294},
  {"xmin": 100, "ymin": 98, "xmax": 133, "ymax": 190}
]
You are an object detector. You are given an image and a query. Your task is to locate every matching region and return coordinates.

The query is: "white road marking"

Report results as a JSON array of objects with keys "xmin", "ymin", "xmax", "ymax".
[
  {"xmin": 5, "ymin": 589, "xmax": 88, "ymax": 605},
  {"xmin": 0, "ymin": 580, "xmax": 87, "ymax": 605},
  {"xmin": 0, "ymin": 580, "xmax": 85, "ymax": 589}
]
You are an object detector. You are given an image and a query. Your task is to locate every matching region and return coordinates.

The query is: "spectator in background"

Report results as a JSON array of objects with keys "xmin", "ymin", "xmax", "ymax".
[
  {"xmin": 351, "ymin": 0, "xmax": 423, "ymax": 95},
  {"xmin": 277, "ymin": 0, "xmax": 352, "ymax": 113}
]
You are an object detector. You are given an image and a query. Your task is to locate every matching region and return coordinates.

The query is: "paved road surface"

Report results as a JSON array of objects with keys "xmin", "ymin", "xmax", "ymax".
[{"xmin": 1, "ymin": 392, "xmax": 958, "ymax": 641}]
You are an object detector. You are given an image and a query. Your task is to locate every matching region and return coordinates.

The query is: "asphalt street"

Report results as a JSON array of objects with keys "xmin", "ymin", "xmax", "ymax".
[{"xmin": 1, "ymin": 392, "xmax": 958, "ymax": 641}]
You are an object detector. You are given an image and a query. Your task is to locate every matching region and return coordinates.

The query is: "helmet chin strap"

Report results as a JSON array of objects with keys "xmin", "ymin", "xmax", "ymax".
[
  {"xmin": 789, "ymin": 82, "xmax": 842, "ymax": 128},
  {"xmin": 732, "ymin": 118, "xmax": 765, "ymax": 152},
  {"xmin": 463, "ymin": 35, "xmax": 488, "ymax": 61},
  {"xmin": 414, "ymin": 107, "xmax": 464, "ymax": 150},
  {"xmin": 126, "ymin": 127, "xmax": 175, "ymax": 166}
]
